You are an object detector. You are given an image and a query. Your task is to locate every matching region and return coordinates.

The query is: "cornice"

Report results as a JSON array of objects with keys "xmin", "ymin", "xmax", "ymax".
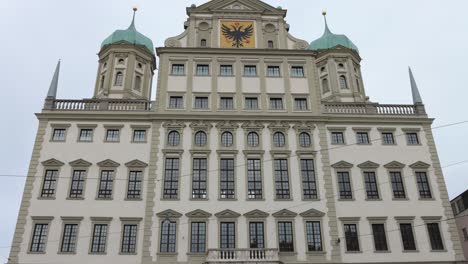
[{"xmin": 157, "ymin": 47, "xmax": 317, "ymax": 57}]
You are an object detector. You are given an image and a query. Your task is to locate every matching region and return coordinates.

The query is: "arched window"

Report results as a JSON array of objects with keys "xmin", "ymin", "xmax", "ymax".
[
  {"xmin": 298, "ymin": 132, "xmax": 311, "ymax": 148},
  {"xmin": 167, "ymin": 131, "xmax": 180, "ymax": 146},
  {"xmin": 137, "ymin": 63, "xmax": 143, "ymax": 69},
  {"xmin": 134, "ymin": 76, "xmax": 142, "ymax": 91},
  {"xmin": 356, "ymin": 79, "xmax": 360, "ymax": 92},
  {"xmin": 194, "ymin": 131, "xmax": 207, "ymax": 146},
  {"xmin": 118, "ymin": 59, "xmax": 125, "ymax": 64},
  {"xmin": 221, "ymin": 132, "xmax": 234, "ymax": 147},
  {"xmin": 339, "ymin": 75, "xmax": 348, "ymax": 89},
  {"xmin": 114, "ymin": 72, "xmax": 123, "ymax": 86},
  {"xmin": 201, "ymin": 39, "xmax": 207, "ymax": 47},
  {"xmin": 100, "ymin": 76, "xmax": 105, "ymax": 89},
  {"xmin": 338, "ymin": 63, "xmax": 344, "ymax": 69},
  {"xmin": 247, "ymin": 132, "xmax": 259, "ymax": 147},
  {"xmin": 322, "ymin": 78, "xmax": 329, "ymax": 93},
  {"xmin": 273, "ymin": 132, "xmax": 286, "ymax": 147},
  {"xmin": 103, "ymin": 62, "xmax": 107, "ymax": 69},
  {"xmin": 267, "ymin": 40, "xmax": 274, "ymax": 49}
]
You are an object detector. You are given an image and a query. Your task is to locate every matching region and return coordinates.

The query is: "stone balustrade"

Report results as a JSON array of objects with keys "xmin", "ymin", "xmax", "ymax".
[
  {"xmin": 206, "ymin": 248, "xmax": 280, "ymax": 263},
  {"xmin": 323, "ymin": 102, "xmax": 426, "ymax": 116},
  {"xmin": 44, "ymin": 98, "xmax": 153, "ymax": 111}
]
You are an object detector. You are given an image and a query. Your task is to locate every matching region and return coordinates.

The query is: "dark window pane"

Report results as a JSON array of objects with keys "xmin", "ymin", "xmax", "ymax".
[
  {"xmin": 220, "ymin": 159, "xmax": 235, "ymax": 199},
  {"xmin": 41, "ymin": 170, "xmax": 58, "ymax": 198},
  {"xmin": 274, "ymin": 159, "xmax": 290, "ymax": 199},
  {"xmin": 344, "ymin": 224, "xmax": 360, "ymax": 251},
  {"xmin": 91, "ymin": 224, "xmax": 108, "ymax": 253},
  {"xmin": 191, "ymin": 222, "xmax": 206, "ymax": 253},
  {"xmin": 390, "ymin": 171, "xmax": 406, "ymax": 199},
  {"xmin": 220, "ymin": 222, "xmax": 236, "ymax": 249},
  {"xmin": 30, "ymin": 224, "xmax": 49, "ymax": 252},
  {"xmin": 400, "ymin": 223, "xmax": 416, "ymax": 250},
  {"xmin": 337, "ymin": 172, "xmax": 353, "ymax": 199},
  {"xmin": 416, "ymin": 172, "xmax": 432, "ymax": 199},
  {"xmin": 427, "ymin": 223, "xmax": 444, "ymax": 250},
  {"xmin": 192, "ymin": 158, "xmax": 207, "ymax": 199},
  {"xmin": 306, "ymin": 221, "xmax": 322, "ymax": 251},
  {"xmin": 127, "ymin": 171, "xmax": 143, "ymax": 199},
  {"xmin": 121, "ymin": 224, "xmax": 138, "ymax": 253},
  {"xmin": 301, "ymin": 159, "xmax": 317, "ymax": 199},
  {"xmin": 278, "ymin": 222, "xmax": 294, "ymax": 252},
  {"xmin": 364, "ymin": 172, "xmax": 379, "ymax": 199},
  {"xmin": 163, "ymin": 158, "xmax": 179, "ymax": 199},
  {"xmin": 372, "ymin": 224, "xmax": 388, "ymax": 251},
  {"xmin": 98, "ymin": 170, "xmax": 114, "ymax": 199},
  {"xmin": 160, "ymin": 221, "xmax": 177, "ymax": 252},
  {"xmin": 247, "ymin": 159, "xmax": 262, "ymax": 199},
  {"xmin": 249, "ymin": 222, "xmax": 265, "ymax": 249}
]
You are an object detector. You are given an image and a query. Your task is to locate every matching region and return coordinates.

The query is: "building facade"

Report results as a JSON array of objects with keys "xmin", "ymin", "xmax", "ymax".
[
  {"xmin": 8, "ymin": 0, "xmax": 466, "ymax": 263},
  {"xmin": 452, "ymin": 190, "xmax": 468, "ymax": 260}
]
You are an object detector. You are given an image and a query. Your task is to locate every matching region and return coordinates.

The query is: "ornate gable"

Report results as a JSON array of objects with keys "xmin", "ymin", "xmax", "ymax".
[
  {"xmin": 189, "ymin": 0, "xmax": 286, "ymax": 16},
  {"xmin": 331, "ymin": 161, "xmax": 354, "ymax": 169},
  {"xmin": 384, "ymin": 161, "xmax": 406, "ymax": 169},
  {"xmin": 125, "ymin": 159, "xmax": 148, "ymax": 168},
  {"xmin": 215, "ymin": 209, "xmax": 241, "ymax": 218},
  {"xmin": 185, "ymin": 209, "xmax": 212, "ymax": 218},
  {"xmin": 299, "ymin": 209, "xmax": 325, "ymax": 218},
  {"xmin": 357, "ymin": 161, "xmax": 380, "ymax": 169},
  {"xmin": 243, "ymin": 209, "xmax": 269, "ymax": 218},
  {"xmin": 156, "ymin": 209, "xmax": 183, "ymax": 219},
  {"xmin": 69, "ymin": 159, "xmax": 92, "ymax": 167},
  {"xmin": 41, "ymin": 158, "xmax": 65, "ymax": 167},
  {"xmin": 409, "ymin": 161, "xmax": 431, "ymax": 169},
  {"xmin": 272, "ymin": 209, "xmax": 297, "ymax": 218},
  {"xmin": 97, "ymin": 159, "xmax": 120, "ymax": 168}
]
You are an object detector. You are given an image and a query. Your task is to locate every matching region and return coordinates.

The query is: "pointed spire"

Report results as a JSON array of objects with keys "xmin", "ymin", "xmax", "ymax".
[
  {"xmin": 409, "ymin": 67, "xmax": 423, "ymax": 104},
  {"xmin": 47, "ymin": 60, "xmax": 60, "ymax": 98},
  {"xmin": 322, "ymin": 10, "xmax": 332, "ymax": 35},
  {"xmin": 128, "ymin": 7, "xmax": 138, "ymax": 30}
]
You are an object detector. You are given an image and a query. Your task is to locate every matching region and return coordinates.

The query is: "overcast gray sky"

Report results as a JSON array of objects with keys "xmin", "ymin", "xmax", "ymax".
[{"xmin": 1, "ymin": 0, "xmax": 468, "ymax": 258}]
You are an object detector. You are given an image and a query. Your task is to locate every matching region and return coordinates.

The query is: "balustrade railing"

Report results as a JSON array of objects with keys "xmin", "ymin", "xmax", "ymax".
[
  {"xmin": 45, "ymin": 99, "xmax": 153, "ymax": 111},
  {"xmin": 206, "ymin": 248, "xmax": 280, "ymax": 263},
  {"xmin": 323, "ymin": 102, "xmax": 424, "ymax": 115}
]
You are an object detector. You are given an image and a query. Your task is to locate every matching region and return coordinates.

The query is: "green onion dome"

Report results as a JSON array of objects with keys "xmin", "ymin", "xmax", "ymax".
[{"xmin": 308, "ymin": 13, "xmax": 358, "ymax": 53}]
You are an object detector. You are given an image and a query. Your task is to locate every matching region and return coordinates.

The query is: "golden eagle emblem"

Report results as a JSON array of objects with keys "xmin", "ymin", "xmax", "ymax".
[{"xmin": 220, "ymin": 21, "xmax": 255, "ymax": 48}]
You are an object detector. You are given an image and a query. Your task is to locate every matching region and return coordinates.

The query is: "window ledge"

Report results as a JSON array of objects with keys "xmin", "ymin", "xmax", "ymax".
[
  {"xmin": 157, "ymin": 252, "xmax": 178, "ymax": 256},
  {"xmin": 278, "ymin": 251, "xmax": 297, "ymax": 256},
  {"xmin": 407, "ymin": 144, "xmax": 422, "ymax": 146},
  {"xmin": 365, "ymin": 198, "xmax": 382, "ymax": 201},
  {"xmin": 124, "ymin": 198, "xmax": 143, "ymax": 201},
  {"xmin": 38, "ymin": 197, "xmax": 56, "ymax": 200},
  {"xmin": 27, "ymin": 251, "xmax": 46, "ymax": 255},
  {"xmin": 218, "ymin": 198, "xmax": 238, "ymax": 201},
  {"xmin": 402, "ymin": 250, "xmax": 419, "ymax": 253},
  {"xmin": 419, "ymin": 198, "xmax": 435, "ymax": 201},
  {"xmin": 345, "ymin": 251, "xmax": 363, "ymax": 254},
  {"xmin": 66, "ymin": 197, "xmax": 84, "ymax": 201},
  {"xmin": 338, "ymin": 199, "xmax": 355, "ymax": 202},
  {"xmin": 104, "ymin": 141, "xmax": 120, "ymax": 143},
  {"xmin": 190, "ymin": 198, "xmax": 209, "ymax": 201},
  {"xmin": 161, "ymin": 198, "xmax": 180, "ymax": 201},
  {"xmin": 119, "ymin": 252, "xmax": 138, "ymax": 255},
  {"xmin": 247, "ymin": 198, "xmax": 265, "ymax": 201},
  {"xmin": 89, "ymin": 252, "xmax": 107, "ymax": 255},
  {"xmin": 392, "ymin": 198, "xmax": 409, "ymax": 201},
  {"xmin": 57, "ymin": 251, "xmax": 76, "ymax": 255},
  {"xmin": 430, "ymin": 249, "xmax": 447, "ymax": 252},
  {"xmin": 95, "ymin": 198, "xmax": 113, "ymax": 201},
  {"xmin": 306, "ymin": 251, "xmax": 326, "ymax": 255},
  {"xmin": 77, "ymin": 140, "xmax": 93, "ymax": 143},
  {"xmin": 50, "ymin": 140, "xmax": 66, "ymax": 143},
  {"xmin": 131, "ymin": 141, "xmax": 148, "ymax": 144},
  {"xmin": 274, "ymin": 198, "xmax": 294, "ymax": 201},
  {"xmin": 186, "ymin": 252, "xmax": 206, "ymax": 256},
  {"xmin": 374, "ymin": 250, "xmax": 391, "ymax": 253}
]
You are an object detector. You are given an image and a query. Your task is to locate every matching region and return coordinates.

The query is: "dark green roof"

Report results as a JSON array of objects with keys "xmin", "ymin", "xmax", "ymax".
[{"xmin": 308, "ymin": 16, "xmax": 358, "ymax": 53}]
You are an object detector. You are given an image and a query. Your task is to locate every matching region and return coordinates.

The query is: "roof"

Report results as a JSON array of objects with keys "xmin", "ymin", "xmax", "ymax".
[{"xmin": 308, "ymin": 14, "xmax": 359, "ymax": 53}]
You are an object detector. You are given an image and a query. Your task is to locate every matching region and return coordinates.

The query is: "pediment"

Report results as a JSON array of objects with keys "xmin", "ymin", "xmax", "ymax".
[
  {"xmin": 293, "ymin": 122, "xmax": 315, "ymax": 131},
  {"xmin": 69, "ymin": 159, "xmax": 92, "ymax": 167},
  {"xmin": 241, "ymin": 120, "xmax": 264, "ymax": 130},
  {"xmin": 357, "ymin": 161, "xmax": 380, "ymax": 169},
  {"xmin": 409, "ymin": 161, "xmax": 431, "ymax": 169},
  {"xmin": 267, "ymin": 121, "xmax": 290, "ymax": 130},
  {"xmin": 299, "ymin": 209, "xmax": 325, "ymax": 218},
  {"xmin": 190, "ymin": 0, "xmax": 286, "ymax": 15},
  {"xmin": 384, "ymin": 161, "xmax": 406, "ymax": 169},
  {"xmin": 156, "ymin": 209, "xmax": 183, "ymax": 219},
  {"xmin": 331, "ymin": 161, "xmax": 354, "ymax": 169},
  {"xmin": 125, "ymin": 159, "xmax": 148, "ymax": 168},
  {"xmin": 272, "ymin": 209, "xmax": 297, "ymax": 218},
  {"xmin": 163, "ymin": 120, "xmax": 186, "ymax": 129},
  {"xmin": 41, "ymin": 158, "xmax": 65, "ymax": 167},
  {"xmin": 97, "ymin": 159, "xmax": 120, "ymax": 168},
  {"xmin": 243, "ymin": 209, "xmax": 269, "ymax": 218},
  {"xmin": 185, "ymin": 209, "xmax": 212, "ymax": 218},
  {"xmin": 189, "ymin": 121, "xmax": 213, "ymax": 131},
  {"xmin": 215, "ymin": 209, "xmax": 241, "ymax": 218},
  {"xmin": 215, "ymin": 121, "xmax": 239, "ymax": 130}
]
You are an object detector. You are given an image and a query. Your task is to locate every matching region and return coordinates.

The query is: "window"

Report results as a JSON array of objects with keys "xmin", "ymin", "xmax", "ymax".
[
  {"xmin": 338, "ymin": 63, "xmax": 344, "ymax": 69},
  {"xmin": 372, "ymin": 224, "xmax": 388, "ymax": 251},
  {"xmin": 427, "ymin": 223, "xmax": 444, "ymax": 250},
  {"xmin": 98, "ymin": 170, "xmax": 114, "ymax": 199},
  {"xmin": 115, "ymin": 72, "xmax": 124, "ymax": 86},
  {"xmin": 52, "ymin": 128, "xmax": 66, "ymax": 141},
  {"xmin": 331, "ymin": 132, "xmax": 345, "ymax": 144},
  {"xmin": 91, "ymin": 224, "xmax": 108, "ymax": 253},
  {"xmin": 160, "ymin": 221, "xmax": 177, "ymax": 253},
  {"xmin": 356, "ymin": 79, "xmax": 360, "ymax": 92},
  {"xmin": 133, "ymin": 130, "xmax": 146, "ymax": 142},
  {"xmin": 60, "ymin": 224, "xmax": 78, "ymax": 253},
  {"xmin": 194, "ymin": 97, "xmax": 209, "ymax": 109},
  {"xmin": 30, "ymin": 223, "xmax": 49, "ymax": 253},
  {"xmin": 344, "ymin": 224, "xmax": 360, "ymax": 252},
  {"xmin": 322, "ymin": 78, "xmax": 330, "ymax": 93},
  {"xmin": 306, "ymin": 221, "xmax": 322, "ymax": 251},
  {"xmin": 69, "ymin": 170, "xmax": 86, "ymax": 198},
  {"xmin": 171, "ymin": 64, "xmax": 185, "ymax": 75},
  {"xmin": 79, "ymin": 129, "xmax": 93, "ymax": 142},
  {"xmin": 244, "ymin": 65, "xmax": 257, "ymax": 76},
  {"xmin": 137, "ymin": 63, "xmax": 142, "ymax": 69},
  {"xmin": 406, "ymin": 133, "xmax": 420, "ymax": 145},
  {"xmin": 294, "ymin": 98, "xmax": 308, "ymax": 111},
  {"xmin": 249, "ymin": 222, "xmax": 265, "ymax": 248},
  {"xmin": 339, "ymin": 75, "xmax": 348, "ymax": 89},
  {"xmin": 192, "ymin": 158, "xmax": 207, "ymax": 199},
  {"xmin": 463, "ymin": 228, "xmax": 468, "ymax": 241},
  {"xmin": 382, "ymin": 132, "xmax": 395, "ymax": 145},
  {"xmin": 167, "ymin": 131, "xmax": 180, "ymax": 146},
  {"xmin": 220, "ymin": 65, "xmax": 233, "ymax": 76},
  {"xmin": 390, "ymin": 171, "xmax": 406, "ymax": 199},
  {"xmin": 221, "ymin": 132, "xmax": 234, "ymax": 147},
  {"xmin": 200, "ymin": 39, "xmax": 207, "ymax": 47},
  {"xmin": 298, "ymin": 132, "xmax": 311, "ymax": 148},
  {"xmin": 169, "ymin": 96, "xmax": 184, "ymax": 109},
  {"xmin": 267, "ymin": 66, "xmax": 280, "ymax": 77},
  {"xmin": 105, "ymin": 129, "xmax": 120, "ymax": 142},
  {"xmin": 363, "ymin": 172, "xmax": 379, "ymax": 199},
  {"xmin": 220, "ymin": 97, "xmax": 234, "ymax": 110},
  {"xmin": 416, "ymin": 172, "xmax": 432, "ymax": 199},
  {"xmin": 194, "ymin": 131, "xmax": 207, "ymax": 146},
  {"xmin": 100, "ymin": 76, "xmax": 105, "ymax": 88},
  {"xmin": 457, "ymin": 199, "xmax": 465, "ymax": 212},
  {"xmin": 190, "ymin": 222, "xmax": 206, "ymax": 253},
  {"xmin": 269, "ymin": 98, "xmax": 284, "ymax": 110},
  {"xmin": 163, "ymin": 158, "xmax": 179, "ymax": 199},
  {"xmin": 245, "ymin": 97, "xmax": 259, "ymax": 110},
  {"xmin": 220, "ymin": 222, "xmax": 236, "ymax": 249},
  {"xmin": 278, "ymin": 221, "xmax": 294, "ymax": 252},
  {"xmin": 127, "ymin": 171, "xmax": 143, "ymax": 199},
  {"xmin": 273, "ymin": 132, "xmax": 286, "ymax": 147},
  {"xmin": 41, "ymin": 170, "xmax": 58, "ymax": 198},
  {"xmin": 400, "ymin": 223, "xmax": 416, "ymax": 250},
  {"xmin": 196, "ymin": 64, "xmax": 210, "ymax": 76},
  {"xmin": 134, "ymin": 75, "xmax": 142, "ymax": 91},
  {"xmin": 337, "ymin": 172, "xmax": 353, "ymax": 200},
  {"xmin": 291, "ymin": 66, "xmax": 305, "ymax": 77},
  {"xmin": 267, "ymin": 40, "xmax": 274, "ymax": 49},
  {"xmin": 220, "ymin": 159, "xmax": 235, "ymax": 199},
  {"xmin": 247, "ymin": 132, "xmax": 259, "ymax": 147},
  {"xmin": 118, "ymin": 59, "xmax": 125, "ymax": 64},
  {"xmin": 247, "ymin": 159, "xmax": 262, "ymax": 199},
  {"xmin": 356, "ymin": 132, "xmax": 370, "ymax": 145},
  {"xmin": 301, "ymin": 159, "xmax": 318, "ymax": 199},
  {"xmin": 274, "ymin": 159, "xmax": 290, "ymax": 199},
  {"xmin": 121, "ymin": 224, "xmax": 137, "ymax": 253}
]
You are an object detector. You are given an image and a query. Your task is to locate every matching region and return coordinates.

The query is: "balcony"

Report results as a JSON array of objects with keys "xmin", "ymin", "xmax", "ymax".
[{"xmin": 206, "ymin": 249, "xmax": 280, "ymax": 263}]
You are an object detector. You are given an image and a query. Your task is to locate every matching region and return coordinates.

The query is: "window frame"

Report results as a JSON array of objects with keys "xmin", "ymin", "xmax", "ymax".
[
  {"xmin": 266, "ymin": 65, "xmax": 281, "ymax": 77},
  {"xmin": 162, "ymin": 156, "xmax": 180, "ymax": 200},
  {"xmin": 290, "ymin": 66, "xmax": 305, "ymax": 78},
  {"xmin": 330, "ymin": 131, "xmax": 345, "ymax": 145},
  {"xmin": 244, "ymin": 96, "xmax": 260, "ymax": 110},
  {"xmin": 120, "ymin": 218, "xmax": 142, "ymax": 255},
  {"xmin": 388, "ymin": 171, "xmax": 407, "ymax": 200},
  {"xmin": 426, "ymin": 222, "xmax": 445, "ymax": 251},
  {"xmin": 196, "ymin": 64, "xmax": 210, "ymax": 76},
  {"xmin": 293, "ymin": 97, "xmax": 309, "ymax": 111},
  {"xmin": 126, "ymin": 170, "xmax": 143, "ymax": 200},
  {"xmin": 39, "ymin": 169, "xmax": 59, "ymax": 199},
  {"xmin": 304, "ymin": 220, "xmax": 323, "ymax": 252},
  {"xmin": 191, "ymin": 157, "xmax": 208, "ymax": 200},
  {"xmin": 220, "ymin": 131, "xmax": 235, "ymax": 148},
  {"xmin": 362, "ymin": 171, "xmax": 380, "ymax": 200},
  {"xmin": 219, "ymin": 65, "xmax": 234, "ymax": 76},
  {"xmin": 378, "ymin": 128, "xmax": 397, "ymax": 145},
  {"xmin": 277, "ymin": 221, "xmax": 295, "ymax": 252},
  {"xmin": 219, "ymin": 158, "xmax": 236, "ymax": 200},
  {"xmin": 246, "ymin": 158, "xmax": 263, "ymax": 200},
  {"xmin": 336, "ymin": 171, "xmax": 353, "ymax": 200},
  {"xmin": 59, "ymin": 218, "xmax": 82, "ymax": 254},
  {"xmin": 356, "ymin": 131, "xmax": 371, "ymax": 145},
  {"xmin": 243, "ymin": 65, "xmax": 258, "ymax": 77},
  {"xmin": 167, "ymin": 130, "xmax": 181, "ymax": 147},
  {"xmin": 170, "ymin": 63, "xmax": 186, "ymax": 76},
  {"xmin": 96, "ymin": 169, "xmax": 115, "ymax": 200},
  {"xmin": 194, "ymin": 131, "xmax": 208, "ymax": 147},
  {"xmin": 273, "ymin": 158, "xmax": 291, "ymax": 200},
  {"xmin": 219, "ymin": 221, "xmax": 237, "ymax": 249},
  {"xmin": 248, "ymin": 221, "xmax": 266, "ymax": 249},
  {"xmin": 193, "ymin": 96, "xmax": 210, "ymax": 110},
  {"xmin": 395, "ymin": 218, "xmax": 418, "ymax": 252},
  {"xmin": 246, "ymin": 131, "xmax": 260, "ymax": 148},
  {"xmin": 28, "ymin": 217, "xmax": 53, "ymax": 254},
  {"xmin": 104, "ymin": 125, "xmax": 123, "ymax": 143},
  {"xmin": 368, "ymin": 219, "xmax": 390, "ymax": 253},
  {"xmin": 189, "ymin": 221, "xmax": 207, "ymax": 253},
  {"xmin": 89, "ymin": 219, "xmax": 110, "ymax": 254},
  {"xmin": 77, "ymin": 125, "xmax": 95, "ymax": 143},
  {"xmin": 132, "ymin": 129, "xmax": 147, "ymax": 143},
  {"xmin": 68, "ymin": 168, "xmax": 88, "ymax": 200},
  {"xmin": 269, "ymin": 97, "xmax": 284, "ymax": 111},
  {"xmin": 405, "ymin": 132, "xmax": 420, "ymax": 146},
  {"xmin": 414, "ymin": 171, "xmax": 433, "ymax": 199},
  {"xmin": 300, "ymin": 158, "xmax": 318, "ymax": 200},
  {"xmin": 168, "ymin": 95, "xmax": 185, "ymax": 110},
  {"xmin": 342, "ymin": 222, "xmax": 361, "ymax": 253},
  {"xmin": 159, "ymin": 220, "xmax": 178, "ymax": 253},
  {"xmin": 219, "ymin": 96, "xmax": 235, "ymax": 111},
  {"xmin": 272, "ymin": 131, "xmax": 286, "ymax": 148}
]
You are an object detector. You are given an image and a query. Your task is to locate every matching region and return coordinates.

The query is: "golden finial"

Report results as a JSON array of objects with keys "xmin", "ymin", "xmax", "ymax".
[
  {"xmin": 322, "ymin": 9, "xmax": 327, "ymax": 16},
  {"xmin": 133, "ymin": 6, "xmax": 138, "ymax": 12}
]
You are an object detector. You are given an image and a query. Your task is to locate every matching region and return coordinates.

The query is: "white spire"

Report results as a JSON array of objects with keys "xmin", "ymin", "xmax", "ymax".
[
  {"xmin": 47, "ymin": 60, "xmax": 61, "ymax": 98},
  {"xmin": 409, "ymin": 67, "xmax": 423, "ymax": 104}
]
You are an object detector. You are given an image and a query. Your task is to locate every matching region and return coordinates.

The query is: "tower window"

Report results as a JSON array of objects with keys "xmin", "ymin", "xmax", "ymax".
[
  {"xmin": 201, "ymin": 39, "xmax": 207, "ymax": 47},
  {"xmin": 322, "ymin": 78, "xmax": 330, "ymax": 93},
  {"xmin": 103, "ymin": 62, "xmax": 107, "ymax": 69},
  {"xmin": 267, "ymin": 40, "xmax": 274, "ymax": 49},
  {"xmin": 114, "ymin": 72, "xmax": 124, "ymax": 86},
  {"xmin": 339, "ymin": 75, "xmax": 348, "ymax": 89},
  {"xmin": 137, "ymin": 63, "xmax": 142, "ymax": 69},
  {"xmin": 338, "ymin": 63, "xmax": 344, "ymax": 69},
  {"xmin": 134, "ymin": 76, "xmax": 142, "ymax": 91},
  {"xmin": 100, "ymin": 76, "xmax": 105, "ymax": 89},
  {"xmin": 118, "ymin": 59, "xmax": 125, "ymax": 64},
  {"xmin": 356, "ymin": 79, "xmax": 360, "ymax": 92}
]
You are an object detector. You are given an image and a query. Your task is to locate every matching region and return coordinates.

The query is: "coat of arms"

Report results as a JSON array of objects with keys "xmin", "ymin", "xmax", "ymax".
[{"xmin": 220, "ymin": 21, "xmax": 255, "ymax": 48}]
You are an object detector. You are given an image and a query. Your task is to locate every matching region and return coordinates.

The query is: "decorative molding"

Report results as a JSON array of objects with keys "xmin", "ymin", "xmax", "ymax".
[
  {"xmin": 243, "ymin": 150, "xmax": 265, "ymax": 156},
  {"xmin": 352, "ymin": 127, "xmax": 371, "ymax": 131},
  {"xmin": 163, "ymin": 120, "xmax": 186, "ymax": 130},
  {"xmin": 120, "ymin": 217, "xmax": 143, "ymax": 222},
  {"xmin": 383, "ymin": 161, "xmax": 406, "ymax": 169},
  {"xmin": 401, "ymin": 128, "xmax": 421, "ymax": 132},
  {"xmin": 185, "ymin": 209, "xmax": 212, "ymax": 218},
  {"xmin": 97, "ymin": 159, "xmax": 120, "ymax": 168},
  {"xmin": 215, "ymin": 120, "xmax": 239, "ymax": 130},
  {"xmin": 293, "ymin": 121, "xmax": 315, "ymax": 132},
  {"xmin": 69, "ymin": 159, "xmax": 92, "ymax": 167},
  {"xmin": 338, "ymin": 217, "xmax": 360, "ymax": 222},
  {"xmin": 90, "ymin": 217, "xmax": 113, "ymax": 222},
  {"xmin": 31, "ymin": 216, "xmax": 54, "ymax": 221},
  {"xmin": 61, "ymin": 216, "xmax": 84, "ymax": 221},
  {"xmin": 357, "ymin": 161, "xmax": 380, "ymax": 169},
  {"xmin": 409, "ymin": 161, "xmax": 431, "ymax": 169},
  {"xmin": 241, "ymin": 120, "xmax": 264, "ymax": 130},
  {"xmin": 421, "ymin": 216, "xmax": 442, "ymax": 221},
  {"xmin": 50, "ymin": 123, "xmax": 71, "ymax": 128},
  {"xmin": 331, "ymin": 161, "xmax": 353, "ymax": 169},
  {"xmin": 125, "ymin": 159, "xmax": 148, "ymax": 168},
  {"xmin": 299, "ymin": 209, "xmax": 325, "ymax": 218},
  {"xmin": 189, "ymin": 120, "xmax": 213, "ymax": 131},
  {"xmin": 267, "ymin": 121, "xmax": 290, "ymax": 131},
  {"xmin": 244, "ymin": 209, "xmax": 269, "ymax": 218},
  {"xmin": 394, "ymin": 216, "xmax": 415, "ymax": 221},
  {"xmin": 41, "ymin": 158, "xmax": 65, "ymax": 167},
  {"xmin": 156, "ymin": 209, "xmax": 183, "ymax": 219},
  {"xmin": 377, "ymin": 127, "xmax": 397, "ymax": 132},
  {"xmin": 272, "ymin": 209, "xmax": 297, "ymax": 218},
  {"xmin": 327, "ymin": 126, "xmax": 346, "ymax": 131},
  {"xmin": 214, "ymin": 209, "xmax": 241, "ymax": 218},
  {"xmin": 366, "ymin": 217, "xmax": 388, "ymax": 221}
]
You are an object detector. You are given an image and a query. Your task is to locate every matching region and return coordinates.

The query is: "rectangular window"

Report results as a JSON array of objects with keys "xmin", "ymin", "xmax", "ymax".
[
  {"xmin": 192, "ymin": 158, "xmax": 207, "ymax": 199},
  {"xmin": 60, "ymin": 224, "xmax": 78, "ymax": 253},
  {"xmin": 127, "ymin": 171, "xmax": 143, "ymax": 199},
  {"xmin": 344, "ymin": 224, "xmax": 360, "ymax": 252},
  {"xmin": 220, "ymin": 159, "xmax": 235, "ymax": 199},
  {"xmin": 278, "ymin": 221, "xmax": 294, "ymax": 252},
  {"xmin": 69, "ymin": 170, "xmax": 86, "ymax": 198},
  {"xmin": 79, "ymin": 129, "xmax": 93, "ymax": 142},
  {"xmin": 160, "ymin": 221, "xmax": 177, "ymax": 253},
  {"xmin": 406, "ymin": 133, "xmax": 420, "ymax": 145},
  {"xmin": 372, "ymin": 224, "xmax": 388, "ymax": 251},
  {"xmin": 390, "ymin": 171, "xmax": 406, "ymax": 199},
  {"xmin": 382, "ymin": 132, "xmax": 395, "ymax": 145},
  {"xmin": 427, "ymin": 223, "xmax": 444, "ymax": 250},
  {"xmin": 400, "ymin": 223, "xmax": 416, "ymax": 250},
  {"xmin": 133, "ymin": 130, "xmax": 146, "ymax": 142},
  {"xmin": 267, "ymin": 66, "xmax": 280, "ymax": 77},
  {"xmin": 415, "ymin": 172, "xmax": 432, "ymax": 199},
  {"xmin": 220, "ymin": 222, "xmax": 236, "ymax": 249},
  {"xmin": 294, "ymin": 98, "xmax": 308, "ymax": 111},
  {"xmin": 249, "ymin": 222, "xmax": 265, "ymax": 248},
  {"xmin": 356, "ymin": 132, "xmax": 370, "ymax": 144},
  {"xmin": 98, "ymin": 170, "xmax": 114, "ymax": 199},
  {"xmin": 171, "ymin": 64, "xmax": 185, "ymax": 75},
  {"xmin": 269, "ymin": 98, "xmax": 284, "ymax": 110},
  {"xmin": 121, "ymin": 224, "xmax": 138, "ymax": 253},
  {"xmin": 301, "ymin": 159, "xmax": 317, "ymax": 199},
  {"xmin": 245, "ymin": 97, "xmax": 259, "ymax": 110},
  {"xmin": 331, "ymin": 132, "xmax": 345, "ymax": 144},
  {"xmin": 220, "ymin": 97, "xmax": 234, "ymax": 110},
  {"xmin": 291, "ymin": 66, "xmax": 305, "ymax": 77},
  {"xmin": 163, "ymin": 158, "xmax": 179, "ymax": 199},
  {"xmin": 463, "ymin": 228, "xmax": 468, "ymax": 241},
  {"xmin": 337, "ymin": 172, "xmax": 353, "ymax": 200},
  {"xmin": 30, "ymin": 223, "xmax": 49, "ymax": 253},
  {"xmin": 196, "ymin": 64, "xmax": 210, "ymax": 76},
  {"xmin": 457, "ymin": 199, "xmax": 465, "ymax": 212},
  {"xmin": 91, "ymin": 224, "xmax": 108, "ymax": 253},
  {"xmin": 194, "ymin": 97, "xmax": 209, "ymax": 109},
  {"xmin": 247, "ymin": 159, "xmax": 262, "ymax": 199},
  {"xmin": 306, "ymin": 221, "xmax": 322, "ymax": 251},
  {"xmin": 52, "ymin": 128, "xmax": 66, "ymax": 141},
  {"xmin": 190, "ymin": 222, "xmax": 206, "ymax": 253},
  {"xmin": 220, "ymin": 65, "xmax": 233, "ymax": 76},
  {"xmin": 105, "ymin": 129, "xmax": 120, "ymax": 142},
  {"xmin": 169, "ymin": 96, "xmax": 184, "ymax": 109},
  {"xmin": 244, "ymin": 65, "xmax": 257, "ymax": 76},
  {"xmin": 364, "ymin": 172, "xmax": 379, "ymax": 199},
  {"xmin": 41, "ymin": 170, "xmax": 58, "ymax": 198},
  {"xmin": 274, "ymin": 159, "xmax": 290, "ymax": 199}
]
